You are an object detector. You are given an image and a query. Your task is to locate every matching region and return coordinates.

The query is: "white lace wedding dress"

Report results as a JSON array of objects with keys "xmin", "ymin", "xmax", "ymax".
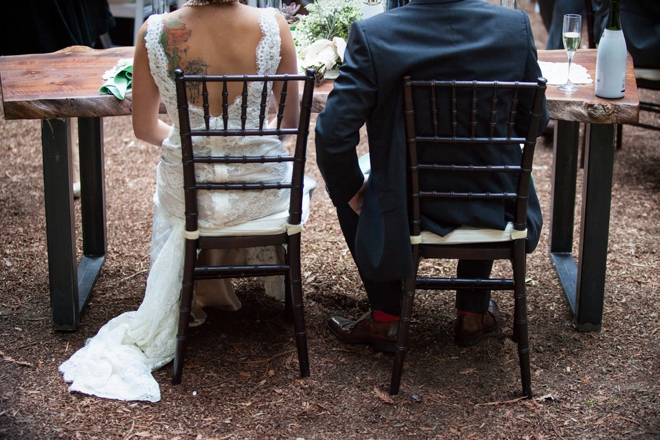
[{"xmin": 59, "ymin": 8, "xmax": 315, "ymax": 402}]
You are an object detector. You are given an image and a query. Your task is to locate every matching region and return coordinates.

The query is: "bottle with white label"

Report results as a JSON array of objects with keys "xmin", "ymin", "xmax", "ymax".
[{"xmin": 595, "ymin": 0, "xmax": 627, "ymax": 98}]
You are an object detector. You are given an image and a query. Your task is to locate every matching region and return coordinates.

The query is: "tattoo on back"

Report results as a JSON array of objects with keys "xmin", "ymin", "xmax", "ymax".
[
  {"xmin": 184, "ymin": 59, "xmax": 209, "ymax": 104},
  {"xmin": 160, "ymin": 17, "xmax": 210, "ymax": 104}
]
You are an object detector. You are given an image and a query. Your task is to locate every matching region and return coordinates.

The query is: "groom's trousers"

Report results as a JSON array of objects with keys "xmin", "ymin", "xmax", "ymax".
[{"xmin": 335, "ymin": 202, "xmax": 494, "ymax": 316}]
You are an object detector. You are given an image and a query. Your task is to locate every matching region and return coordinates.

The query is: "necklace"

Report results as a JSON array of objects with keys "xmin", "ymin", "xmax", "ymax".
[{"xmin": 184, "ymin": 0, "xmax": 238, "ymax": 6}]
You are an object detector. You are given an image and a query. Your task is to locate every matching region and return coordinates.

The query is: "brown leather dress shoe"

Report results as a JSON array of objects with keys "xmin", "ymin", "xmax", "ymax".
[
  {"xmin": 454, "ymin": 300, "xmax": 500, "ymax": 346},
  {"xmin": 327, "ymin": 312, "xmax": 398, "ymax": 352}
]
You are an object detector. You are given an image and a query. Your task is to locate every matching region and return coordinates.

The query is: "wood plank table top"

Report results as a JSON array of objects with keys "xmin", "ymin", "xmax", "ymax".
[
  {"xmin": 0, "ymin": 46, "xmax": 135, "ymax": 120},
  {"xmin": 0, "ymin": 47, "xmax": 639, "ymax": 125},
  {"xmin": 539, "ymin": 49, "xmax": 639, "ymax": 125}
]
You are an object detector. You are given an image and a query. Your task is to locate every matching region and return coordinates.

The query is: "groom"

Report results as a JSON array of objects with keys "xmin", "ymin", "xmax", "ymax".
[{"xmin": 315, "ymin": 0, "xmax": 549, "ymax": 350}]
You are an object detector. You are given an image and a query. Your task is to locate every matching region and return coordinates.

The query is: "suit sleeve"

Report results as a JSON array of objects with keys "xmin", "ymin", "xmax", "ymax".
[
  {"xmin": 315, "ymin": 22, "xmax": 378, "ymax": 206},
  {"xmin": 519, "ymin": 11, "xmax": 550, "ymax": 136}
]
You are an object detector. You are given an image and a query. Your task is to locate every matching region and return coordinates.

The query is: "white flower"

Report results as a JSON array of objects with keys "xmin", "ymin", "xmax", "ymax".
[
  {"xmin": 299, "ymin": 37, "xmax": 347, "ymax": 73},
  {"xmin": 333, "ymin": 37, "xmax": 346, "ymax": 62}
]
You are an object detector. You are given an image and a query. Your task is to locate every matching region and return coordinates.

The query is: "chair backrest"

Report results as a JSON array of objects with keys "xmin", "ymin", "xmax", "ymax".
[
  {"xmin": 402, "ymin": 77, "xmax": 547, "ymax": 238},
  {"xmin": 174, "ymin": 68, "xmax": 316, "ymax": 235}
]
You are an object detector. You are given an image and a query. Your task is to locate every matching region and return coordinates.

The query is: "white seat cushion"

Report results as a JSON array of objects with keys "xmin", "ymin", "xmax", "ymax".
[
  {"xmin": 635, "ymin": 68, "xmax": 660, "ymax": 82},
  {"xmin": 199, "ymin": 176, "xmax": 316, "ymax": 237},
  {"xmin": 416, "ymin": 221, "xmax": 526, "ymax": 245}
]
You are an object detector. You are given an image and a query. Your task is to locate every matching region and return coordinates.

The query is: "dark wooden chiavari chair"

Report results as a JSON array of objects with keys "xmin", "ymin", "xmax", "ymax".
[
  {"xmin": 390, "ymin": 76, "xmax": 547, "ymax": 397},
  {"xmin": 172, "ymin": 68, "xmax": 316, "ymax": 385}
]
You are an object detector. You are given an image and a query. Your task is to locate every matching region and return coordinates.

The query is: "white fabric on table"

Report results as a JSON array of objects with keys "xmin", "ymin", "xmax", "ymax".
[{"xmin": 538, "ymin": 61, "xmax": 593, "ymax": 85}]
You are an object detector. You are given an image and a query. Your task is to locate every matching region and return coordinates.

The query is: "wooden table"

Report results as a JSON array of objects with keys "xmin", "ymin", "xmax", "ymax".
[
  {"xmin": 0, "ymin": 45, "xmax": 333, "ymax": 331},
  {"xmin": 0, "ymin": 46, "xmax": 639, "ymax": 331},
  {"xmin": 0, "ymin": 46, "xmax": 135, "ymax": 330},
  {"xmin": 539, "ymin": 49, "xmax": 638, "ymax": 331}
]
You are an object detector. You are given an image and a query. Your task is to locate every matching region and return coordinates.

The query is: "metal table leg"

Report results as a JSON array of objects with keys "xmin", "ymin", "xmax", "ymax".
[
  {"xmin": 574, "ymin": 123, "xmax": 615, "ymax": 331},
  {"xmin": 41, "ymin": 117, "xmax": 106, "ymax": 331},
  {"xmin": 78, "ymin": 117, "xmax": 107, "ymax": 305},
  {"xmin": 549, "ymin": 120, "xmax": 614, "ymax": 331},
  {"xmin": 549, "ymin": 120, "xmax": 580, "ymax": 312}
]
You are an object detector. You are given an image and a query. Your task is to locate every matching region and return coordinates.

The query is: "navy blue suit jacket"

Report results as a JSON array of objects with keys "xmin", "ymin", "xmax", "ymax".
[{"xmin": 315, "ymin": 0, "xmax": 549, "ymax": 281}]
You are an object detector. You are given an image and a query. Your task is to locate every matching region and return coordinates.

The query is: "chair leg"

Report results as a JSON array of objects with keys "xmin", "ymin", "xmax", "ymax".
[
  {"xmin": 512, "ymin": 242, "xmax": 532, "ymax": 398},
  {"xmin": 284, "ymin": 263, "xmax": 293, "ymax": 323},
  {"xmin": 287, "ymin": 235, "xmax": 310, "ymax": 378},
  {"xmin": 390, "ymin": 276, "xmax": 416, "ymax": 395},
  {"xmin": 172, "ymin": 239, "xmax": 197, "ymax": 385}
]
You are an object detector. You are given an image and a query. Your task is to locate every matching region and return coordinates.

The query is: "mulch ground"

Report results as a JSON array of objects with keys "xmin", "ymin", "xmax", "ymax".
[{"xmin": 1, "ymin": 2, "xmax": 660, "ymax": 439}]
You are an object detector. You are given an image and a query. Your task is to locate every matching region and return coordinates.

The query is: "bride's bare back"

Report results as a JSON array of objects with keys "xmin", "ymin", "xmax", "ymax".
[
  {"xmin": 132, "ymin": 2, "xmax": 298, "ymax": 146},
  {"xmin": 160, "ymin": 4, "xmax": 264, "ymax": 108}
]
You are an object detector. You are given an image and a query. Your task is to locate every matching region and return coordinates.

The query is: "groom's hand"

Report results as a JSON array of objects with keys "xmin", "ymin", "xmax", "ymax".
[{"xmin": 348, "ymin": 177, "xmax": 368, "ymax": 215}]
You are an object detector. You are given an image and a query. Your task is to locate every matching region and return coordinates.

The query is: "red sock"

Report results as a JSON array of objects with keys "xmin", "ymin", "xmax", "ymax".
[
  {"xmin": 373, "ymin": 310, "xmax": 400, "ymax": 322},
  {"xmin": 457, "ymin": 310, "xmax": 480, "ymax": 316}
]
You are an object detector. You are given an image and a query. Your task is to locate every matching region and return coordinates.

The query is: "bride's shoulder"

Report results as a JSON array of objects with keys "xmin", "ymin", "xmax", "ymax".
[
  {"xmin": 158, "ymin": 8, "xmax": 189, "ymax": 27},
  {"xmin": 150, "ymin": 9, "xmax": 198, "ymax": 44}
]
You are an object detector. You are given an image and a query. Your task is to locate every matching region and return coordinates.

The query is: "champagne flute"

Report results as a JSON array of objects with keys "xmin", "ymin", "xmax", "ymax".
[
  {"xmin": 500, "ymin": 0, "xmax": 516, "ymax": 9},
  {"xmin": 558, "ymin": 14, "xmax": 582, "ymax": 92}
]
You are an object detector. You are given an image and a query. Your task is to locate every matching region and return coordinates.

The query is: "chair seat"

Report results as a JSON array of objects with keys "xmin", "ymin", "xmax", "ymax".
[
  {"xmin": 199, "ymin": 177, "xmax": 316, "ymax": 237},
  {"xmin": 417, "ymin": 222, "xmax": 527, "ymax": 245},
  {"xmin": 635, "ymin": 68, "xmax": 660, "ymax": 83}
]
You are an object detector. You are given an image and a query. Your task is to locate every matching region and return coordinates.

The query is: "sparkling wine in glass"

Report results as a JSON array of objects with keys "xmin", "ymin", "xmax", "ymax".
[{"xmin": 558, "ymin": 14, "xmax": 582, "ymax": 92}]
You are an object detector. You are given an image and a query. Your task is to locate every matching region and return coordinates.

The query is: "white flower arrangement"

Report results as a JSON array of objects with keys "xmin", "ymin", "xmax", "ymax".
[
  {"xmin": 294, "ymin": 0, "xmax": 362, "ymax": 47},
  {"xmin": 295, "ymin": 0, "xmax": 362, "ymax": 78}
]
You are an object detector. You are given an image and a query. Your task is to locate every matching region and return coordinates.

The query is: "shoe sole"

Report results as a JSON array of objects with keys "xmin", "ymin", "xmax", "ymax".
[
  {"xmin": 454, "ymin": 323, "xmax": 500, "ymax": 347},
  {"xmin": 326, "ymin": 323, "xmax": 396, "ymax": 353}
]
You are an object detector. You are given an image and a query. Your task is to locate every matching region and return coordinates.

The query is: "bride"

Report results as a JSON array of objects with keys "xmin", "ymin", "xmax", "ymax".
[{"xmin": 59, "ymin": 0, "xmax": 313, "ymax": 402}]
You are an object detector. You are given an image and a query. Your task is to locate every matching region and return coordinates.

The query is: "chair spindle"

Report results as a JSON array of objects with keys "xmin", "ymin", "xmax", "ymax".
[
  {"xmin": 240, "ymin": 79, "xmax": 248, "ymax": 130},
  {"xmin": 277, "ymin": 78, "xmax": 289, "ymax": 131},
  {"xmin": 222, "ymin": 81, "xmax": 229, "ymax": 130},
  {"xmin": 488, "ymin": 84, "xmax": 499, "ymax": 139},
  {"xmin": 470, "ymin": 81, "xmax": 478, "ymax": 139},
  {"xmin": 202, "ymin": 79, "xmax": 210, "ymax": 130},
  {"xmin": 258, "ymin": 79, "xmax": 269, "ymax": 129}
]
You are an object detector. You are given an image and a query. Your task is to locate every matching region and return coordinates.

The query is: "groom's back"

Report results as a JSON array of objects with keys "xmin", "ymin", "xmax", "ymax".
[{"xmin": 360, "ymin": 0, "xmax": 534, "ymax": 104}]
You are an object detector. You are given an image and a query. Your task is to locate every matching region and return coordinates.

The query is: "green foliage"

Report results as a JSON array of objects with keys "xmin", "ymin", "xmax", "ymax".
[{"xmin": 294, "ymin": 0, "xmax": 362, "ymax": 47}]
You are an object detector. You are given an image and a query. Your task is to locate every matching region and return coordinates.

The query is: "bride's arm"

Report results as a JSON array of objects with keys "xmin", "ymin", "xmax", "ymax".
[
  {"xmin": 270, "ymin": 13, "xmax": 300, "ymax": 139},
  {"xmin": 132, "ymin": 21, "xmax": 172, "ymax": 147}
]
